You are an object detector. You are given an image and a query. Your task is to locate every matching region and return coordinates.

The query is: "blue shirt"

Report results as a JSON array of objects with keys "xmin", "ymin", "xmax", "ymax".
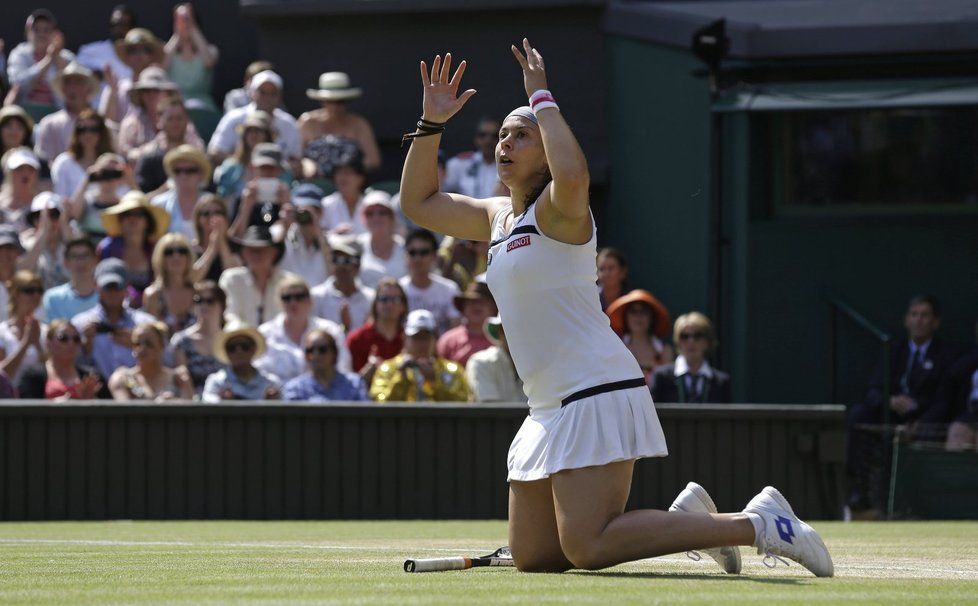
[
  {"xmin": 71, "ymin": 304, "xmax": 157, "ymax": 379},
  {"xmin": 281, "ymin": 371, "xmax": 367, "ymax": 402},
  {"xmin": 43, "ymin": 283, "xmax": 99, "ymax": 322}
]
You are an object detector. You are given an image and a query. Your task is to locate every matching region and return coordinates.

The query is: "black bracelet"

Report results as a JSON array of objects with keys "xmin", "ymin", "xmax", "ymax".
[{"xmin": 401, "ymin": 118, "xmax": 446, "ymax": 147}]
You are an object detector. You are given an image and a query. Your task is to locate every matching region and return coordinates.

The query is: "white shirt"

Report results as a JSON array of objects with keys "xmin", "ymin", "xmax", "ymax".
[
  {"xmin": 257, "ymin": 314, "xmax": 352, "ymax": 381},
  {"xmin": 76, "ymin": 39, "xmax": 132, "ymax": 81},
  {"xmin": 0, "ymin": 321, "xmax": 48, "ymax": 385},
  {"xmin": 320, "ymin": 192, "xmax": 366, "ymax": 235},
  {"xmin": 34, "ymin": 109, "xmax": 77, "ymax": 162},
  {"xmin": 279, "ymin": 225, "xmax": 329, "ymax": 287},
  {"xmin": 219, "ymin": 266, "xmax": 298, "ymax": 327},
  {"xmin": 399, "ymin": 273, "xmax": 461, "ymax": 336},
  {"xmin": 466, "ymin": 345, "xmax": 526, "ymax": 403},
  {"xmin": 357, "ymin": 232, "xmax": 407, "ymax": 288},
  {"xmin": 51, "ymin": 153, "xmax": 88, "ymax": 199},
  {"xmin": 208, "ymin": 103, "xmax": 301, "ymax": 159},
  {"xmin": 311, "ymin": 276, "xmax": 374, "ymax": 333},
  {"xmin": 6, "ymin": 42, "xmax": 76, "ymax": 108},
  {"xmin": 443, "ymin": 151, "xmax": 500, "ymax": 199}
]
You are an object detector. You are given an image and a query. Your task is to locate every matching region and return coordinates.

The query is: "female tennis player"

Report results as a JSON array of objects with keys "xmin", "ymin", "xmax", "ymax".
[{"xmin": 400, "ymin": 39, "xmax": 832, "ymax": 577}]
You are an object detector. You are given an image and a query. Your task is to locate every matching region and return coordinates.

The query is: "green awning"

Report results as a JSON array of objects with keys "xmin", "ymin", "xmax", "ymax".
[{"xmin": 713, "ymin": 78, "xmax": 978, "ymax": 112}]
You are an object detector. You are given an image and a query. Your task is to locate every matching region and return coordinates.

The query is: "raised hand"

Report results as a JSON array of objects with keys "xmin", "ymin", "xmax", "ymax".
[
  {"xmin": 419, "ymin": 53, "xmax": 476, "ymax": 124},
  {"xmin": 510, "ymin": 38, "xmax": 549, "ymax": 98}
]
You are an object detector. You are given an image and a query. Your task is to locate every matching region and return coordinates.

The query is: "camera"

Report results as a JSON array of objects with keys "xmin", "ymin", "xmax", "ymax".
[
  {"xmin": 94, "ymin": 322, "xmax": 116, "ymax": 334},
  {"xmin": 90, "ymin": 168, "xmax": 123, "ymax": 183},
  {"xmin": 296, "ymin": 209, "xmax": 313, "ymax": 225}
]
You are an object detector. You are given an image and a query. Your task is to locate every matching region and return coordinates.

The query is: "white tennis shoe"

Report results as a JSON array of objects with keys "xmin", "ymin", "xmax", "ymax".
[
  {"xmin": 669, "ymin": 481, "xmax": 742, "ymax": 574},
  {"xmin": 743, "ymin": 486, "xmax": 834, "ymax": 577}
]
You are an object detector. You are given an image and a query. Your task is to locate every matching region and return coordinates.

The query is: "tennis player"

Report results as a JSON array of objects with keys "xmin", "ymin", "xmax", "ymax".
[{"xmin": 399, "ymin": 39, "xmax": 832, "ymax": 577}]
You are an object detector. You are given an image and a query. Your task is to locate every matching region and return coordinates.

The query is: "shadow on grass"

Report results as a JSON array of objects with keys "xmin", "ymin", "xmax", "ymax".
[{"xmin": 566, "ymin": 571, "xmax": 806, "ymax": 585}]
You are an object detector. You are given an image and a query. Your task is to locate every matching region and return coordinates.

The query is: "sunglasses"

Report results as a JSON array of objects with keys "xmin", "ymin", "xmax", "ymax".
[
  {"xmin": 126, "ymin": 46, "xmax": 152, "ymax": 56},
  {"xmin": 376, "ymin": 295, "xmax": 402, "ymax": 304},
  {"xmin": 120, "ymin": 211, "xmax": 148, "ymax": 221},
  {"xmin": 280, "ymin": 292, "xmax": 309, "ymax": 303},
  {"xmin": 679, "ymin": 332, "xmax": 707, "ymax": 342},
  {"xmin": 172, "ymin": 167, "xmax": 200, "ymax": 176},
  {"xmin": 132, "ymin": 338, "xmax": 157, "ymax": 348},
  {"xmin": 199, "ymin": 209, "xmax": 226, "ymax": 218},
  {"xmin": 54, "ymin": 333, "xmax": 81, "ymax": 344},
  {"xmin": 225, "ymin": 340, "xmax": 256, "ymax": 353},
  {"xmin": 331, "ymin": 255, "xmax": 359, "ymax": 266},
  {"xmin": 75, "ymin": 125, "xmax": 101, "ymax": 134},
  {"xmin": 163, "ymin": 247, "xmax": 190, "ymax": 257},
  {"xmin": 19, "ymin": 287, "xmax": 44, "ymax": 296},
  {"xmin": 305, "ymin": 344, "xmax": 334, "ymax": 355},
  {"xmin": 101, "ymin": 282, "xmax": 125, "ymax": 291},
  {"xmin": 193, "ymin": 295, "xmax": 217, "ymax": 305},
  {"xmin": 406, "ymin": 248, "xmax": 433, "ymax": 258}
]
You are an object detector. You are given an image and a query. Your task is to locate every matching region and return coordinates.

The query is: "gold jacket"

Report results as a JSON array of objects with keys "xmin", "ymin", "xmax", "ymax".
[{"xmin": 369, "ymin": 354, "xmax": 470, "ymax": 402}]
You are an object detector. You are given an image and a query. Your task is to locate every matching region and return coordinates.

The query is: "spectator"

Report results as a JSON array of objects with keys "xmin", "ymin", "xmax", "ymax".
[
  {"xmin": 347, "ymin": 277, "xmax": 406, "ymax": 382},
  {"xmin": 68, "ymin": 152, "xmax": 135, "ymax": 239},
  {"xmin": 76, "ymin": 5, "xmax": 135, "ymax": 82},
  {"xmin": 99, "ymin": 28, "xmax": 165, "ymax": 123},
  {"xmin": 163, "ymin": 4, "xmax": 219, "ymax": 111},
  {"xmin": 23, "ymin": 192, "xmax": 76, "ymax": 290},
  {"xmin": 42, "ymin": 237, "xmax": 99, "ymax": 322},
  {"xmin": 369, "ymin": 309, "xmax": 468, "ymax": 402},
  {"xmin": 320, "ymin": 153, "xmax": 368, "ymax": 235},
  {"xmin": 607, "ymin": 289, "xmax": 674, "ymax": 383},
  {"xmin": 98, "ymin": 191, "xmax": 171, "ymax": 303},
  {"xmin": 0, "ymin": 270, "xmax": 48, "ymax": 384},
  {"xmin": 143, "ymin": 233, "xmax": 197, "ymax": 333},
  {"xmin": 151, "ymin": 144, "xmax": 211, "ymax": 241},
  {"xmin": 0, "ymin": 227, "xmax": 46, "ymax": 323},
  {"xmin": 208, "ymin": 70, "xmax": 301, "ymax": 166},
  {"xmin": 108, "ymin": 321, "xmax": 193, "ymax": 401},
  {"xmin": 399, "ymin": 229, "xmax": 461, "ymax": 335},
  {"xmin": 597, "ymin": 247, "xmax": 628, "ymax": 311},
  {"xmin": 33, "ymin": 62, "xmax": 99, "ymax": 163},
  {"xmin": 279, "ymin": 183, "xmax": 330, "ymax": 286},
  {"xmin": 50, "ymin": 108, "xmax": 115, "ymax": 200},
  {"xmin": 119, "ymin": 67, "xmax": 199, "ymax": 158},
  {"xmin": 356, "ymin": 190, "xmax": 406, "ymax": 289},
  {"xmin": 16, "ymin": 318, "xmax": 106, "ymax": 400},
  {"xmin": 134, "ymin": 96, "xmax": 205, "ymax": 194},
  {"xmin": 437, "ymin": 280, "xmax": 496, "ymax": 368},
  {"xmin": 0, "ymin": 106, "xmax": 36, "ymax": 165},
  {"xmin": 256, "ymin": 275, "xmax": 351, "ymax": 382},
  {"xmin": 171, "ymin": 280, "xmax": 226, "ymax": 395},
  {"xmin": 191, "ymin": 193, "xmax": 239, "ymax": 282},
  {"xmin": 443, "ymin": 117, "xmax": 500, "ymax": 199},
  {"xmin": 281, "ymin": 329, "xmax": 367, "ymax": 402},
  {"xmin": 466, "ymin": 316, "xmax": 525, "ymax": 403},
  {"xmin": 942, "ymin": 335, "xmax": 978, "ymax": 451},
  {"xmin": 223, "ymin": 60, "xmax": 273, "ymax": 115},
  {"xmin": 71, "ymin": 258, "xmax": 155, "ymax": 380},
  {"xmin": 228, "ymin": 143, "xmax": 292, "ymax": 234},
  {"xmin": 0, "ymin": 147, "xmax": 43, "ymax": 231},
  {"xmin": 437, "ymin": 237, "xmax": 489, "ymax": 291},
  {"xmin": 6, "ymin": 9, "xmax": 75, "ymax": 109},
  {"xmin": 219, "ymin": 224, "xmax": 296, "ymax": 326},
  {"xmin": 213, "ymin": 111, "xmax": 281, "ymax": 200},
  {"xmin": 311, "ymin": 235, "xmax": 374, "ymax": 333},
  {"xmin": 651, "ymin": 312, "xmax": 731, "ymax": 404},
  {"xmin": 298, "ymin": 71, "xmax": 380, "ymax": 176},
  {"xmin": 847, "ymin": 295, "xmax": 961, "ymax": 511},
  {"xmin": 202, "ymin": 320, "xmax": 279, "ymax": 401}
]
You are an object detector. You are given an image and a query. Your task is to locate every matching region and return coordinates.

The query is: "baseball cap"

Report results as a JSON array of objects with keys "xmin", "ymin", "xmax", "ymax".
[
  {"xmin": 362, "ymin": 189, "xmax": 395, "ymax": 212},
  {"xmin": 250, "ymin": 70, "xmax": 283, "ymax": 93},
  {"xmin": 95, "ymin": 258, "xmax": 128, "ymax": 288},
  {"xmin": 328, "ymin": 234, "xmax": 362, "ymax": 259},
  {"xmin": 292, "ymin": 183, "xmax": 324, "ymax": 208},
  {"xmin": 251, "ymin": 142, "xmax": 283, "ymax": 168},
  {"xmin": 4, "ymin": 147, "xmax": 40, "ymax": 171},
  {"xmin": 404, "ymin": 309, "xmax": 437, "ymax": 336},
  {"xmin": 0, "ymin": 227, "xmax": 24, "ymax": 251},
  {"xmin": 30, "ymin": 191, "xmax": 64, "ymax": 214}
]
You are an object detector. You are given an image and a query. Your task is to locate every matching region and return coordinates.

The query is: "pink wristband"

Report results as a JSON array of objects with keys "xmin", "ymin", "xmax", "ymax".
[{"xmin": 529, "ymin": 89, "xmax": 559, "ymax": 116}]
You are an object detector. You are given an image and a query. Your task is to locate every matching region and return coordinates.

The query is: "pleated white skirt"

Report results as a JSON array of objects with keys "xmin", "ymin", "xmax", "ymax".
[{"xmin": 506, "ymin": 386, "xmax": 669, "ymax": 482}]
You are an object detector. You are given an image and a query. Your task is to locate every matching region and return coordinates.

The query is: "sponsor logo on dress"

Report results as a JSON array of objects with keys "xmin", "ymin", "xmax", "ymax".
[{"xmin": 507, "ymin": 235, "xmax": 531, "ymax": 252}]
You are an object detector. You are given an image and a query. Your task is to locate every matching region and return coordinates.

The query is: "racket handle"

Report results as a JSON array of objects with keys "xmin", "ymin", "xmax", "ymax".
[{"xmin": 404, "ymin": 556, "xmax": 471, "ymax": 572}]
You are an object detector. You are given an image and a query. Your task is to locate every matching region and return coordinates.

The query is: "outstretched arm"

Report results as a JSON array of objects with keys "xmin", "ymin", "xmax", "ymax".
[{"xmin": 399, "ymin": 53, "xmax": 501, "ymax": 242}]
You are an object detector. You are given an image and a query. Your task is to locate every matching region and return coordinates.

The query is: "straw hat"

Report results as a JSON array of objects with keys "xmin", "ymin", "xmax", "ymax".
[
  {"xmin": 128, "ymin": 66, "xmax": 178, "ymax": 104},
  {"xmin": 306, "ymin": 72, "xmax": 362, "ymax": 102},
  {"xmin": 453, "ymin": 280, "xmax": 495, "ymax": 314},
  {"xmin": 232, "ymin": 225, "xmax": 285, "ymax": 264},
  {"xmin": 53, "ymin": 62, "xmax": 99, "ymax": 100},
  {"xmin": 234, "ymin": 110, "xmax": 277, "ymax": 138},
  {"xmin": 606, "ymin": 289, "xmax": 672, "ymax": 340},
  {"xmin": 101, "ymin": 191, "xmax": 171, "ymax": 240},
  {"xmin": 214, "ymin": 320, "xmax": 266, "ymax": 365},
  {"xmin": 114, "ymin": 28, "xmax": 165, "ymax": 65},
  {"xmin": 163, "ymin": 144, "xmax": 212, "ymax": 181},
  {"xmin": 0, "ymin": 105, "xmax": 34, "ymax": 132}
]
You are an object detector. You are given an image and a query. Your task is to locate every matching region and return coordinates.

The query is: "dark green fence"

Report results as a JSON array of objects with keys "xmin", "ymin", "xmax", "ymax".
[{"xmin": 0, "ymin": 402, "xmax": 845, "ymax": 521}]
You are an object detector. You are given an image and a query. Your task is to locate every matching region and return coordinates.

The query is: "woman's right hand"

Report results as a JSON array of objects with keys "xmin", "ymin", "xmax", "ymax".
[{"xmin": 419, "ymin": 53, "xmax": 477, "ymax": 124}]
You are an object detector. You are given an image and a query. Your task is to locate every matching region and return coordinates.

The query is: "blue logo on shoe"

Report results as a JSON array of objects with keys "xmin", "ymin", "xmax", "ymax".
[{"xmin": 775, "ymin": 516, "xmax": 795, "ymax": 544}]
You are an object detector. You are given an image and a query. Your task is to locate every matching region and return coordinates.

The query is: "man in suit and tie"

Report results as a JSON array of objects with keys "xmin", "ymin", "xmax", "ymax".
[
  {"xmin": 650, "ymin": 312, "xmax": 732, "ymax": 404},
  {"xmin": 846, "ymin": 295, "xmax": 961, "ymax": 515}
]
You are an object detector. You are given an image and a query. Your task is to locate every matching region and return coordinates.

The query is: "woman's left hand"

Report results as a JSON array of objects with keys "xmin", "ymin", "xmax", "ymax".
[{"xmin": 511, "ymin": 38, "xmax": 549, "ymax": 98}]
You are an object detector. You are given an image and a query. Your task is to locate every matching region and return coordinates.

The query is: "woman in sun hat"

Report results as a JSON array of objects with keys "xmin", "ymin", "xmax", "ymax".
[
  {"xmin": 398, "ymin": 41, "xmax": 832, "ymax": 577},
  {"xmin": 151, "ymin": 144, "xmax": 212, "ymax": 241},
  {"xmin": 101, "ymin": 27, "xmax": 166, "ymax": 123},
  {"xmin": 98, "ymin": 190, "xmax": 171, "ymax": 304},
  {"xmin": 202, "ymin": 319, "xmax": 279, "ymax": 401},
  {"xmin": 606, "ymin": 289, "xmax": 674, "ymax": 383},
  {"xmin": 118, "ymin": 66, "xmax": 203, "ymax": 158},
  {"xmin": 213, "ymin": 110, "xmax": 278, "ymax": 200},
  {"xmin": 298, "ymin": 71, "xmax": 381, "ymax": 176}
]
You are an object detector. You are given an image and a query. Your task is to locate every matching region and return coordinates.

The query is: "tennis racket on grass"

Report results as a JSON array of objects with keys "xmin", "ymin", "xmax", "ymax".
[{"xmin": 404, "ymin": 546, "xmax": 514, "ymax": 572}]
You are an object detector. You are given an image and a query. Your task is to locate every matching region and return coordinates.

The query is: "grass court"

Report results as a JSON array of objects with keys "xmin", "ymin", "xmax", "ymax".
[{"xmin": 0, "ymin": 520, "xmax": 974, "ymax": 604}]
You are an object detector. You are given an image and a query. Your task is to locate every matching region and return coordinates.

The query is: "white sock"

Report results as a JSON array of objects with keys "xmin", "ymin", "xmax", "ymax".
[{"xmin": 745, "ymin": 512, "xmax": 764, "ymax": 546}]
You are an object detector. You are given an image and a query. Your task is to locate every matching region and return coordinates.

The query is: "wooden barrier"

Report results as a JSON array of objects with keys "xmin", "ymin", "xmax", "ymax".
[{"xmin": 0, "ymin": 402, "xmax": 845, "ymax": 521}]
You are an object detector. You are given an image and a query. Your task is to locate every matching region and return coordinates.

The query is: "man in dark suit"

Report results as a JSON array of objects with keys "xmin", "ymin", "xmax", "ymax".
[
  {"xmin": 846, "ymin": 295, "xmax": 961, "ymax": 514},
  {"xmin": 650, "ymin": 311, "xmax": 732, "ymax": 404}
]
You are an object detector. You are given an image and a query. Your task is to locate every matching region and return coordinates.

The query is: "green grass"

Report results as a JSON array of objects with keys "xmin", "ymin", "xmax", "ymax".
[{"xmin": 0, "ymin": 520, "xmax": 975, "ymax": 604}]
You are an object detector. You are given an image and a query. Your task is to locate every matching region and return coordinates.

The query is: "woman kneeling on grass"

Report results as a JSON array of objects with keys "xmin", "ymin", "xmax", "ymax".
[{"xmin": 399, "ymin": 39, "xmax": 833, "ymax": 576}]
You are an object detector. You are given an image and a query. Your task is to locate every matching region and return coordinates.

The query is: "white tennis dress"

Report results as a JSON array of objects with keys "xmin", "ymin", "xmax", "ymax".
[{"xmin": 485, "ymin": 202, "xmax": 668, "ymax": 481}]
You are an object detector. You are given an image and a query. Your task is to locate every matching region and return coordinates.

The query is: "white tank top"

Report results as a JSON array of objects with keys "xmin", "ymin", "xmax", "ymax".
[{"xmin": 485, "ymin": 202, "xmax": 644, "ymax": 410}]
